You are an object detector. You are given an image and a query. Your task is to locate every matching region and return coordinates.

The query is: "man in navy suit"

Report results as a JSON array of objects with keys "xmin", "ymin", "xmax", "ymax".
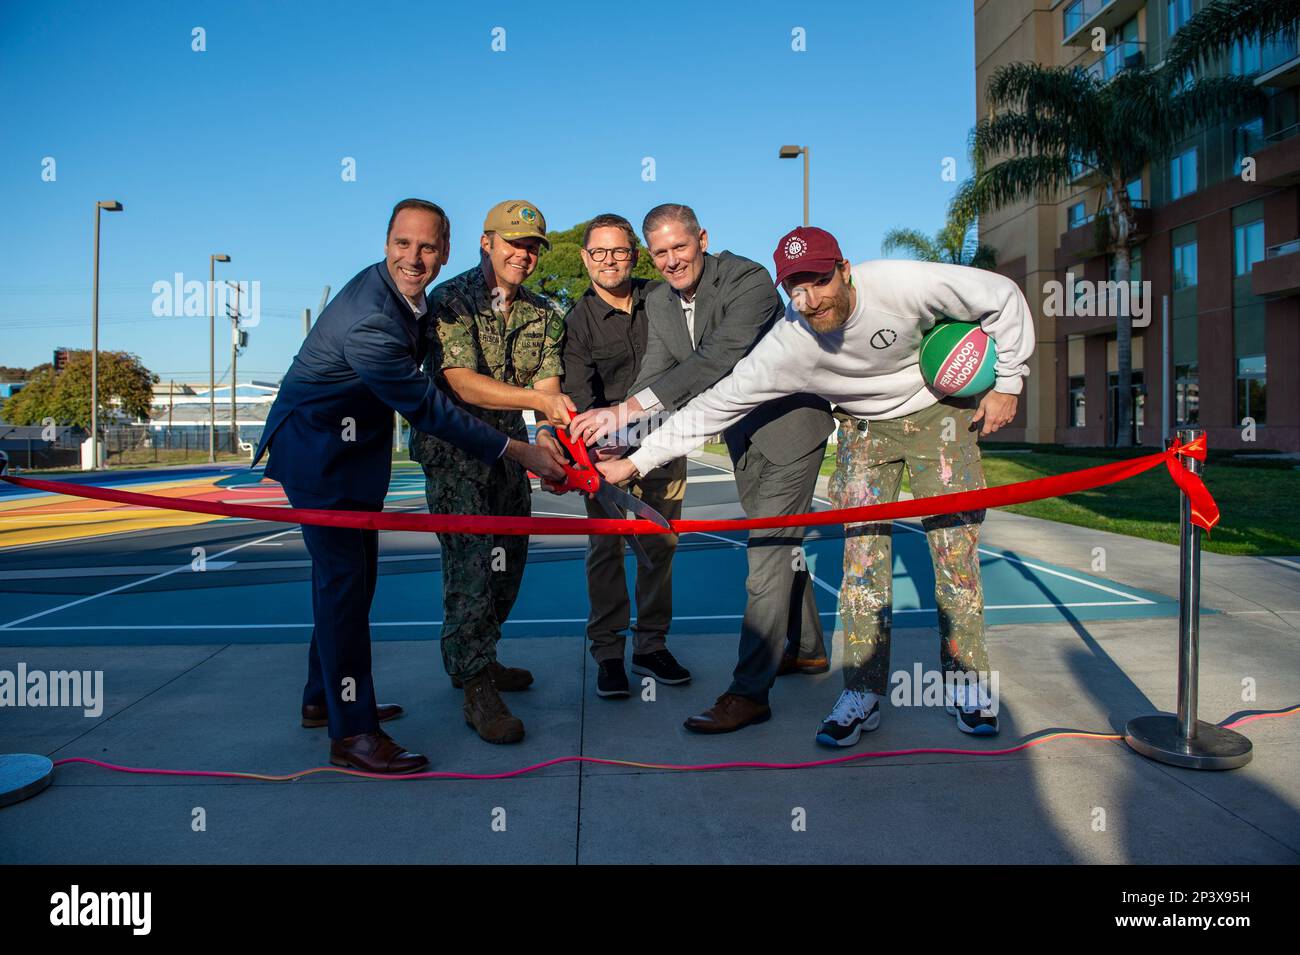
[{"xmin": 254, "ymin": 198, "xmax": 566, "ymax": 774}]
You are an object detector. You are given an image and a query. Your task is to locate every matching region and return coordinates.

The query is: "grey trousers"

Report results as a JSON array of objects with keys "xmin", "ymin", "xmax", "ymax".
[{"xmin": 727, "ymin": 438, "xmax": 829, "ymax": 705}]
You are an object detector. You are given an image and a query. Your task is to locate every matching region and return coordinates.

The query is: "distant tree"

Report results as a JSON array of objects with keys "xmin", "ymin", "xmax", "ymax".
[
  {"xmin": 0, "ymin": 365, "xmax": 34, "ymax": 381},
  {"xmin": 0, "ymin": 350, "xmax": 157, "ymax": 428},
  {"xmin": 881, "ymin": 208, "xmax": 997, "ymax": 270},
  {"xmin": 524, "ymin": 221, "xmax": 661, "ymax": 311}
]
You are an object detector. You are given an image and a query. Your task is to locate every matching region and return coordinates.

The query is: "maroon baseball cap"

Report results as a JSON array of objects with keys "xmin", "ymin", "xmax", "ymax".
[{"xmin": 773, "ymin": 226, "xmax": 844, "ymax": 286}]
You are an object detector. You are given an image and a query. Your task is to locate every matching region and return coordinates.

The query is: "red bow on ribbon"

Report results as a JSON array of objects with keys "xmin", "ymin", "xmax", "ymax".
[{"xmin": 1166, "ymin": 434, "xmax": 1219, "ymax": 533}]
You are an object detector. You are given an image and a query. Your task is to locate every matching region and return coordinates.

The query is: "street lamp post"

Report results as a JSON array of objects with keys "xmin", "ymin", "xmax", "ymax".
[
  {"xmin": 90, "ymin": 201, "xmax": 123, "ymax": 470},
  {"xmin": 209, "ymin": 253, "xmax": 230, "ymax": 462},
  {"xmin": 778, "ymin": 144, "xmax": 811, "ymax": 227}
]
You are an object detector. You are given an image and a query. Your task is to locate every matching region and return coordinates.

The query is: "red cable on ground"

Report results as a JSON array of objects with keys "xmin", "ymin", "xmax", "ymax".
[{"xmin": 46, "ymin": 705, "xmax": 1296, "ymax": 782}]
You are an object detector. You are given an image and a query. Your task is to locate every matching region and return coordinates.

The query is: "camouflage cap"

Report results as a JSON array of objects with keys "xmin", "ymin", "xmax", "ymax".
[{"xmin": 483, "ymin": 200, "xmax": 550, "ymax": 249}]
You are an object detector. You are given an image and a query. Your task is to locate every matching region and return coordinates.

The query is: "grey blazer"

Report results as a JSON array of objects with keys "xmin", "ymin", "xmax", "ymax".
[{"xmin": 630, "ymin": 250, "xmax": 832, "ymax": 465}]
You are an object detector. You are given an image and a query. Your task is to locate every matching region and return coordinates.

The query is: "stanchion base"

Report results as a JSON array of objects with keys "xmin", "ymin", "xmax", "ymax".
[
  {"xmin": 1125, "ymin": 715, "xmax": 1252, "ymax": 770},
  {"xmin": 0, "ymin": 754, "xmax": 54, "ymax": 807}
]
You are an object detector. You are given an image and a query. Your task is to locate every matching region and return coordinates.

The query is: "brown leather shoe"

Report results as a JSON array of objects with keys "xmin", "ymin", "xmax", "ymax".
[
  {"xmin": 302, "ymin": 702, "xmax": 403, "ymax": 728},
  {"xmin": 683, "ymin": 693, "xmax": 772, "ymax": 734},
  {"xmin": 463, "ymin": 670, "xmax": 525, "ymax": 744},
  {"xmin": 329, "ymin": 731, "xmax": 429, "ymax": 774},
  {"xmin": 776, "ymin": 653, "xmax": 830, "ymax": 677},
  {"xmin": 451, "ymin": 660, "xmax": 534, "ymax": 692}
]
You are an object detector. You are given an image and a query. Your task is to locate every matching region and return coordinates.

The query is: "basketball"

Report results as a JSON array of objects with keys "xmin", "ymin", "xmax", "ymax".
[{"xmin": 919, "ymin": 321, "xmax": 997, "ymax": 397}]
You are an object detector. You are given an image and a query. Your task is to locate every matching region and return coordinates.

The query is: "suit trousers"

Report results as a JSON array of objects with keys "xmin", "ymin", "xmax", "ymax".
[
  {"xmin": 583, "ymin": 456, "xmax": 687, "ymax": 662},
  {"xmin": 283, "ymin": 484, "xmax": 383, "ymax": 741},
  {"xmin": 727, "ymin": 438, "xmax": 829, "ymax": 705}
]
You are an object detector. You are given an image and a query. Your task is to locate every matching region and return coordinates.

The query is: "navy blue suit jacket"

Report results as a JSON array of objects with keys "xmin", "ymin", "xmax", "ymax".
[{"xmin": 253, "ymin": 262, "xmax": 509, "ymax": 505}]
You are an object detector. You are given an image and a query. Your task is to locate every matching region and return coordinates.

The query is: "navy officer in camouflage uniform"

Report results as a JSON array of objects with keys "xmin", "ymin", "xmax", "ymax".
[{"xmin": 411, "ymin": 200, "xmax": 573, "ymax": 744}]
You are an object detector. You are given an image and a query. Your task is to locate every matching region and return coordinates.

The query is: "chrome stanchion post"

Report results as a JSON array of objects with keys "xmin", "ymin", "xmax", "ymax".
[{"xmin": 1125, "ymin": 428, "xmax": 1252, "ymax": 770}]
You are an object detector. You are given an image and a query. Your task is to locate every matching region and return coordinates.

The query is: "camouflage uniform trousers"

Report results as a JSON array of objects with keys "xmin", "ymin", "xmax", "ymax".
[
  {"xmin": 828, "ymin": 397, "xmax": 991, "ymax": 696},
  {"xmin": 419, "ymin": 435, "xmax": 532, "ymax": 683}
]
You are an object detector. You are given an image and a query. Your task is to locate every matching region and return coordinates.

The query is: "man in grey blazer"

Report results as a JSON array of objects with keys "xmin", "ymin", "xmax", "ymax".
[{"xmin": 570, "ymin": 203, "xmax": 834, "ymax": 732}]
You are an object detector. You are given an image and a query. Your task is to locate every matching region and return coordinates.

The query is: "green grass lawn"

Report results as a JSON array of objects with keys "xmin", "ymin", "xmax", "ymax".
[{"xmin": 705, "ymin": 441, "xmax": 1299, "ymax": 556}]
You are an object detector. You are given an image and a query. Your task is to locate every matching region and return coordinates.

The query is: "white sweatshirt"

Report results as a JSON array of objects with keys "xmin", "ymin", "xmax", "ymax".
[{"xmin": 629, "ymin": 259, "xmax": 1036, "ymax": 475}]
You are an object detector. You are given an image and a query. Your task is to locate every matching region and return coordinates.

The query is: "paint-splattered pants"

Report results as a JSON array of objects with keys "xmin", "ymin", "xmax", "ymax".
[{"xmin": 828, "ymin": 398, "xmax": 990, "ymax": 695}]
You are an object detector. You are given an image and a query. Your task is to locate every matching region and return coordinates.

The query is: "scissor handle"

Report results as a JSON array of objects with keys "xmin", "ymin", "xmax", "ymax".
[{"xmin": 545, "ymin": 415, "xmax": 600, "ymax": 495}]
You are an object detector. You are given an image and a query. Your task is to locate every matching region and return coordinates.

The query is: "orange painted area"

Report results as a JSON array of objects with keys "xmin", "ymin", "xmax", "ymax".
[{"xmin": 0, "ymin": 476, "xmax": 289, "ymax": 549}]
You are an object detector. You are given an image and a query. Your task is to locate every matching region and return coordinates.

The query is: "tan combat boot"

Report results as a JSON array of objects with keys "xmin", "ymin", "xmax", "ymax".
[{"xmin": 463, "ymin": 669, "xmax": 525, "ymax": 744}]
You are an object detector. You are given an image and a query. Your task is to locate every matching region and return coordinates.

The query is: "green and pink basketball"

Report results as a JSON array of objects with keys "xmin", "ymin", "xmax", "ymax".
[{"xmin": 918, "ymin": 322, "xmax": 997, "ymax": 397}]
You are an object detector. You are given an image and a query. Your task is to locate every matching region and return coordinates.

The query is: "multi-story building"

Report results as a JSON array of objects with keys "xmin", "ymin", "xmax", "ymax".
[{"xmin": 975, "ymin": 0, "xmax": 1299, "ymax": 450}]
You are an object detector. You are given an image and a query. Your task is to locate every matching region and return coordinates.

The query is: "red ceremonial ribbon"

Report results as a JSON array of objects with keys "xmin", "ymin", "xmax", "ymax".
[{"xmin": 0, "ymin": 437, "xmax": 1219, "ymax": 535}]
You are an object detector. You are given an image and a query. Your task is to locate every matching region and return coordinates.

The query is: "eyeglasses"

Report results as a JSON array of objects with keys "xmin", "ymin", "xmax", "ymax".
[{"xmin": 585, "ymin": 247, "xmax": 634, "ymax": 262}]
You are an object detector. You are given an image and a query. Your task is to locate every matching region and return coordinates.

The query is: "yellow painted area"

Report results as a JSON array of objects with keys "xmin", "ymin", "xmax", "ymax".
[{"xmin": 0, "ymin": 478, "xmax": 229, "ymax": 549}]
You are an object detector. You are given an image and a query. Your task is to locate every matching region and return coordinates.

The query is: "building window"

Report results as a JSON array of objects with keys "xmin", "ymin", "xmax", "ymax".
[
  {"xmin": 1175, "ymin": 363, "xmax": 1199, "ymax": 426},
  {"xmin": 1170, "ymin": 148, "xmax": 1198, "ymax": 200},
  {"xmin": 1069, "ymin": 376, "xmax": 1086, "ymax": 428},
  {"xmin": 1068, "ymin": 201, "xmax": 1087, "ymax": 228},
  {"xmin": 1234, "ymin": 219, "xmax": 1265, "ymax": 275},
  {"xmin": 1230, "ymin": 35, "xmax": 1263, "ymax": 75},
  {"xmin": 1233, "ymin": 118, "xmax": 1265, "ymax": 176},
  {"xmin": 1236, "ymin": 355, "xmax": 1266, "ymax": 425},
  {"xmin": 1173, "ymin": 241, "xmax": 1198, "ymax": 289},
  {"xmin": 1168, "ymin": 0, "xmax": 1193, "ymax": 35}
]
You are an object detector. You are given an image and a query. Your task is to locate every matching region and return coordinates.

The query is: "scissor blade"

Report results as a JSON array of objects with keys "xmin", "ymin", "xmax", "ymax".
[
  {"xmin": 594, "ymin": 482, "xmax": 672, "ymax": 530},
  {"xmin": 594, "ymin": 493, "xmax": 656, "ymax": 571}
]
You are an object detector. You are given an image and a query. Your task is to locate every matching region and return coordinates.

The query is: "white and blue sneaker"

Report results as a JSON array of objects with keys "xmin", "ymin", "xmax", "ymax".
[
  {"xmin": 815, "ymin": 690, "xmax": 881, "ymax": 748},
  {"xmin": 945, "ymin": 678, "xmax": 1000, "ymax": 736}
]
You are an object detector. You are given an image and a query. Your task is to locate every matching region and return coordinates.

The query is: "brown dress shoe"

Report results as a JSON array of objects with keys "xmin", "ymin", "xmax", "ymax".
[
  {"xmin": 302, "ymin": 702, "xmax": 404, "ymax": 728},
  {"xmin": 463, "ymin": 670, "xmax": 525, "ymax": 744},
  {"xmin": 451, "ymin": 660, "xmax": 534, "ymax": 692},
  {"xmin": 683, "ymin": 693, "xmax": 772, "ymax": 734},
  {"xmin": 329, "ymin": 731, "xmax": 429, "ymax": 774},
  {"xmin": 776, "ymin": 653, "xmax": 830, "ymax": 677}
]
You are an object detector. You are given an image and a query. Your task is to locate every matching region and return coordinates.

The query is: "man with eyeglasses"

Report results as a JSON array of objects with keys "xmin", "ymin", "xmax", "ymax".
[
  {"xmin": 560, "ymin": 213, "xmax": 690, "ymax": 698},
  {"xmin": 570, "ymin": 204, "xmax": 834, "ymax": 735}
]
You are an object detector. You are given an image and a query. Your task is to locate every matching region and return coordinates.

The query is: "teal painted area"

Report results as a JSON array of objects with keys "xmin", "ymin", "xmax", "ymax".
[{"xmin": 0, "ymin": 530, "xmax": 1182, "ymax": 647}]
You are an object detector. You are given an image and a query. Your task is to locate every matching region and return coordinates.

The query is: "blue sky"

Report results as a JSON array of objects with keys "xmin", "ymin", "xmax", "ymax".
[{"xmin": 0, "ymin": 0, "xmax": 977, "ymax": 383}]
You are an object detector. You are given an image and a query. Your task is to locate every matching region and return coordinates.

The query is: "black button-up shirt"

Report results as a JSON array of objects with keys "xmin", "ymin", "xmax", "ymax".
[{"xmin": 561, "ymin": 278, "xmax": 659, "ymax": 412}]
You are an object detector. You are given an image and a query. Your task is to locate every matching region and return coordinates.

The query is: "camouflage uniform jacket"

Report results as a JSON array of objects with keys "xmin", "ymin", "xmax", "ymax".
[{"xmin": 412, "ymin": 264, "xmax": 565, "ymax": 469}]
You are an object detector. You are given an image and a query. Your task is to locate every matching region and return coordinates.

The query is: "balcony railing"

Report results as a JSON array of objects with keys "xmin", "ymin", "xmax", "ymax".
[
  {"xmin": 1265, "ymin": 123, "xmax": 1300, "ymax": 144},
  {"xmin": 1085, "ymin": 40, "xmax": 1145, "ymax": 82},
  {"xmin": 1071, "ymin": 199, "xmax": 1151, "ymax": 229},
  {"xmin": 1063, "ymin": 0, "xmax": 1112, "ymax": 40},
  {"xmin": 1261, "ymin": 29, "xmax": 1300, "ymax": 74}
]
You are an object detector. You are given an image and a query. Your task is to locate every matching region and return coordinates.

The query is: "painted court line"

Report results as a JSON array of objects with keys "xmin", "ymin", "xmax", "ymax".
[
  {"xmin": 0, "ymin": 528, "xmax": 298, "ymax": 629},
  {"xmin": 0, "ymin": 602, "xmax": 1159, "ymax": 633}
]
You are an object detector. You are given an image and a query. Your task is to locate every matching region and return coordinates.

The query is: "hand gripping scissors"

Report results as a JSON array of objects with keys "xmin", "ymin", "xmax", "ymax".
[{"xmin": 546, "ymin": 415, "xmax": 672, "ymax": 570}]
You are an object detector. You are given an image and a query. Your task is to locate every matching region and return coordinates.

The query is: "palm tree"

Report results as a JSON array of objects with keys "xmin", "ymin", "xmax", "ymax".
[
  {"xmin": 1164, "ymin": 0, "xmax": 1300, "ymax": 77},
  {"xmin": 882, "ymin": 209, "xmax": 998, "ymax": 271},
  {"xmin": 954, "ymin": 55, "xmax": 1264, "ymax": 446}
]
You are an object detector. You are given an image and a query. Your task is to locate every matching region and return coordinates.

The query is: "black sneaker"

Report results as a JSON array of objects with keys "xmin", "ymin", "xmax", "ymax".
[
  {"xmin": 631, "ymin": 649, "xmax": 691, "ymax": 685},
  {"xmin": 815, "ymin": 690, "xmax": 882, "ymax": 748},
  {"xmin": 945, "ymin": 681, "xmax": 1000, "ymax": 736},
  {"xmin": 596, "ymin": 659, "xmax": 630, "ymax": 698}
]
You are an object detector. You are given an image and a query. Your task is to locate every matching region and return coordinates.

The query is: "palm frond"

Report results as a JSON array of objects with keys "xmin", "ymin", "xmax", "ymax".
[
  {"xmin": 986, "ymin": 62, "xmax": 1097, "ymax": 117},
  {"xmin": 971, "ymin": 112, "xmax": 1088, "ymax": 168},
  {"xmin": 1165, "ymin": 74, "xmax": 1268, "ymax": 141},
  {"xmin": 881, "ymin": 228, "xmax": 941, "ymax": 262},
  {"xmin": 954, "ymin": 155, "xmax": 1079, "ymax": 219},
  {"xmin": 1164, "ymin": 0, "xmax": 1300, "ymax": 77}
]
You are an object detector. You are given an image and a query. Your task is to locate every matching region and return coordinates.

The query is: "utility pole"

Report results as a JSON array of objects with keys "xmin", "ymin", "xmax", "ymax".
[{"xmin": 229, "ymin": 280, "xmax": 241, "ymax": 453}]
